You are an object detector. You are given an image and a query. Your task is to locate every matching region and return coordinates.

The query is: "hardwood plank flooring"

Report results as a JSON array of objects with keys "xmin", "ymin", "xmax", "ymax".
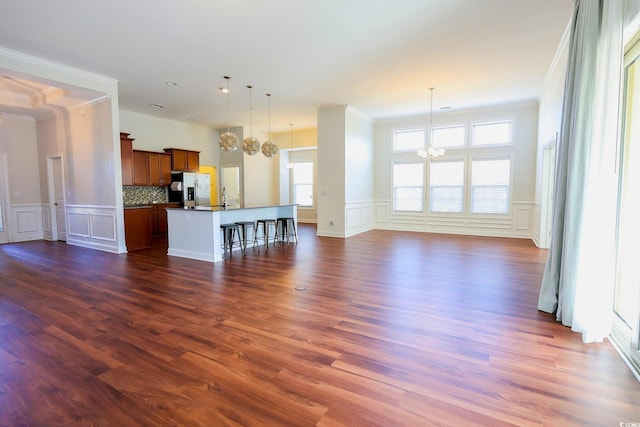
[{"xmin": 0, "ymin": 224, "xmax": 639, "ymax": 426}]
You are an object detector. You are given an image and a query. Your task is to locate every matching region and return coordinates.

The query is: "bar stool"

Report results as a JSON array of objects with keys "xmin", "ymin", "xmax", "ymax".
[
  {"xmin": 235, "ymin": 221, "xmax": 256, "ymax": 255},
  {"xmin": 254, "ymin": 219, "xmax": 277, "ymax": 248},
  {"xmin": 220, "ymin": 223, "xmax": 241, "ymax": 258},
  {"xmin": 276, "ymin": 217, "xmax": 298, "ymax": 244}
]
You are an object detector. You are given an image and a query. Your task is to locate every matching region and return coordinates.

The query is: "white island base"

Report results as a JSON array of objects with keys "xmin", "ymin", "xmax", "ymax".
[{"xmin": 166, "ymin": 204, "xmax": 297, "ymax": 262}]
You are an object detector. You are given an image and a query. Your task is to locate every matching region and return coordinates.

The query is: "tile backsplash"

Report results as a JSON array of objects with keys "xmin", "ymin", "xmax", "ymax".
[{"xmin": 123, "ymin": 186, "xmax": 168, "ymax": 205}]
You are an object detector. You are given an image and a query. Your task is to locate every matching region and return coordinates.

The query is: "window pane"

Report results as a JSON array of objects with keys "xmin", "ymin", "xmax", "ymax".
[
  {"xmin": 394, "ymin": 129, "xmax": 425, "ymax": 151},
  {"xmin": 293, "ymin": 162, "xmax": 313, "ymax": 183},
  {"xmin": 473, "ymin": 121, "xmax": 511, "ymax": 146},
  {"xmin": 432, "ymin": 125, "xmax": 465, "ymax": 148},
  {"xmin": 294, "ymin": 184, "xmax": 313, "ymax": 206},
  {"xmin": 429, "ymin": 161, "xmax": 464, "ymax": 213},
  {"xmin": 471, "ymin": 159, "xmax": 510, "ymax": 214},
  {"xmin": 393, "ymin": 163, "xmax": 423, "ymax": 212},
  {"xmin": 293, "ymin": 162, "xmax": 313, "ymax": 206}
]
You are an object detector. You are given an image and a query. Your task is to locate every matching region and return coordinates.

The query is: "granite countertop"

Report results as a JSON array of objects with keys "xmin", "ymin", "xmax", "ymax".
[{"xmin": 124, "ymin": 202, "xmax": 181, "ymax": 209}]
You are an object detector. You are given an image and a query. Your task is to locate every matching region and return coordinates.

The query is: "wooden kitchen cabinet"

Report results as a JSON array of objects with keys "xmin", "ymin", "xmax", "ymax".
[
  {"xmin": 149, "ymin": 203, "xmax": 178, "ymax": 234},
  {"xmin": 149, "ymin": 152, "xmax": 172, "ymax": 186},
  {"xmin": 132, "ymin": 150, "xmax": 171, "ymax": 186},
  {"xmin": 120, "ymin": 133, "xmax": 134, "ymax": 186},
  {"xmin": 132, "ymin": 151, "xmax": 149, "ymax": 185},
  {"xmin": 124, "ymin": 207, "xmax": 152, "ymax": 250},
  {"xmin": 164, "ymin": 148, "xmax": 200, "ymax": 172}
]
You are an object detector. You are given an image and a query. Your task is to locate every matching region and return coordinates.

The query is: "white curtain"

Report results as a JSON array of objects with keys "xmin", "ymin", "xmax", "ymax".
[{"xmin": 538, "ymin": 0, "xmax": 623, "ymax": 343}]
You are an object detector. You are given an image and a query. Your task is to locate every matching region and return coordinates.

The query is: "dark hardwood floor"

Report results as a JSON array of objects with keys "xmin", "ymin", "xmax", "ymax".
[{"xmin": 0, "ymin": 224, "xmax": 639, "ymax": 426}]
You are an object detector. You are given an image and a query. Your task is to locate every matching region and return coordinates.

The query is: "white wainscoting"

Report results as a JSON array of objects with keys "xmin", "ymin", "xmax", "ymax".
[
  {"xmin": 65, "ymin": 205, "xmax": 121, "ymax": 253},
  {"xmin": 373, "ymin": 199, "xmax": 535, "ymax": 239},
  {"xmin": 9, "ymin": 204, "xmax": 44, "ymax": 242},
  {"xmin": 345, "ymin": 201, "xmax": 375, "ymax": 237},
  {"xmin": 42, "ymin": 205, "xmax": 52, "ymax": 241}
]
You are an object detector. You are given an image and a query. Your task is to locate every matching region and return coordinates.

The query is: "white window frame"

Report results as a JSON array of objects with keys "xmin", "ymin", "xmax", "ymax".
[
  {"xmin": 468, "ymin": 155, "xmax": 513, "ymax": 216},
  {"xmin": 291, "ymin": 161, "xmax": 314, "ymax": 208},
  {"xmin": 427, "ymin": 158, "xmax": 466, "ymax": 215},
  {"xmin": 392, "ymin": 161, "xmax": 425, "ymax": 213},
  {"xmin": 393, "ymin": 128, "xmax": 425, "ymax": 153},
  {"xmin": 471, "ymin": 120, "xmax": 513, "ymax": 147},
  {"xmin": 431, "ymin": 124, "xmax": 466, "ymax": 150}
]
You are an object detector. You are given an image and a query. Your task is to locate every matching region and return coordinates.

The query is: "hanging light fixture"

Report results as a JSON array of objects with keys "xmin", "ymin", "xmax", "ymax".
[
  {"xmin": 417, "ymin": 87, "xmax": 445, "ymax": 160},
  {"xmin": 261, "ymin": 93, "xmax": 278, "ymax": 158},
  {"xmin": 285, "ymin": 123, "xmax": 294, "ymax": 169},
  {"xmin": 219, "ymin": 76, "xmax": 240, "ymax": 152},
  {"xmin": 242, "ymin": 85, "xmax": 261, "ymax": 155}
]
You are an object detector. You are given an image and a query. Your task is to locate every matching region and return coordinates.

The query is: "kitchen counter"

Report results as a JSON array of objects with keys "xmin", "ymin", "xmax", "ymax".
[{"xmin": 166, "ymin": 204, "xmax": 297, "ymax": 262}]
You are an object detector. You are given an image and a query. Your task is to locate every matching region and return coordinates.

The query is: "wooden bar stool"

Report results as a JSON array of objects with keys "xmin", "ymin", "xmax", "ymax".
[
  {"xmin": 276, "ymin": 217, "xmax": 298, "ymax": 244},
  {"xmin": 253, "ymin": 219, "xmax": 277, "ymax": 248},
  {"xmin": 219, "ymin": 223, "xmax": 241, "ymax": 258},
  {"xmin": 235, "ymin": 221, "xmax": 256, "ymax": 255}
]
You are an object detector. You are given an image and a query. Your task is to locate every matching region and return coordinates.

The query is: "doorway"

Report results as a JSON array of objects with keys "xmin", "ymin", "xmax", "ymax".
[
  {"xmin": 47, "ymin": 155, "xmax": 67, "ymax": 241},
  {"xmin": 539, "ymin": 134, "xmax": 557, "ymax": 249},
  {"xmin": 0, "ymin": 153, "xmax": 9, "ymax": 244},
  {"xmin": 612, "ymin": 36, "xmax": 640, "ymax": 376},
  {"xmin": 221, "ymin": 166, "xmax": 241, "ymax": 208}
]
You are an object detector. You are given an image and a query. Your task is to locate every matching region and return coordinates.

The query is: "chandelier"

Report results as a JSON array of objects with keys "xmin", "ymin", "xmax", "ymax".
[
  {"xmin": 417, "ymin": 87, "xmax": 445, "ymax": 160},
  {"xmin": 242, "ymin": 85, "xmax": 261, "ymax": 155},
  {"xmin": 261, "ymin": 93, "xmax": 278, "ymax": 158},
  {"xmin": 219, "ymin": 76, "xmax": 239, "ymax": 152},
  {"xmin": 285, "ymin": 123, "xmax": 294, "ymax": 169}
]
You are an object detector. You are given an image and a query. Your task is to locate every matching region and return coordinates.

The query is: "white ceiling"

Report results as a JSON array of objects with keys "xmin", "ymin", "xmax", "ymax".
[{"xmin": 0, "ymin": 0, "xmax": 573, "ymax": 133}]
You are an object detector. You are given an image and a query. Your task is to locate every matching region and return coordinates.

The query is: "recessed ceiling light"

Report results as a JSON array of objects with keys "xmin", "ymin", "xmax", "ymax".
[
  {"xmin": 165, "ymin": 81, "xmax": 178, "ymax": 86},
  {"xmin": 150, "ymin": 103, "xmax": 165, "ymax": 109}
]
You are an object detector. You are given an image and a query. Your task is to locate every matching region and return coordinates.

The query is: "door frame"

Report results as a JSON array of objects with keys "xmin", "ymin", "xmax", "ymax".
[
  {"xmin": 46, "ymin": 153, "xmax": 66, "ymax": 241},
  {"xmin": 539, "ymin": 134, "xmax": 557, "ymax": 249},
  {"xmin": 0, "ymin": 152, "xmax": 10, "ymax": 244}
]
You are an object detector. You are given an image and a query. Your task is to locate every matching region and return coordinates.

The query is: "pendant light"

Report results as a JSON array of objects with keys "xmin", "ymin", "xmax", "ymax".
[
  {"xmin": 261, "ymin": 93, "xmax": 278, "ymax": 158},
  {"xmin": 417, "ymin": 87, "xmax": 445, "ymax": 160},
  {"xmin": 219, "ymin": 76, "xmax": 239, "ymax": 152},
  {"xmin": 285, "ymin": 123, "xmax": 294, "ymax": 169},
  {"xmin": 242, "ymin": 85, "xmax": 261, "ymax": 155}
]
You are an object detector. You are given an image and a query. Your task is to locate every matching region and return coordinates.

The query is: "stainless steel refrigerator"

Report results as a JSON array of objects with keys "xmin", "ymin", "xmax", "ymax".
[{"xmin": 169, "ymin": 172, "xmax": 211, "ymax": 207}]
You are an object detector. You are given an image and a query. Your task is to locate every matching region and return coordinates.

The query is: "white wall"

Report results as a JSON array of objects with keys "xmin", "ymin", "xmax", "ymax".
[
  {"xmin": 119, "ymin": 109, "xmax": 220, "ymax": 167},
  {"xmin": 317, "ymin": 106, "xmax": 347, "ymax": 237},
  {"xmin": 345, "ymin": 107, "xmax": 375, "ymax": 236},
  {"xmin": 0, "ymin": 115, "xmax": 41, "ymax": 205},
  {"xmin": 533, "ymin": 27, "xmax": 570, "ymax": 247},
  {"xmin": 374, "ymin": 102, "xmax": 538, "ymax": 239},
  {"xmin": 0, "ymin": 114, "xmax": 43, "ymax": 243}
]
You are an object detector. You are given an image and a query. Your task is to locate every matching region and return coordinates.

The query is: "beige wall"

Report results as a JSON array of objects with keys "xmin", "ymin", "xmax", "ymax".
[{"xmin": 0, "ymin": 114, "xmax": 41, "ymax": 205}]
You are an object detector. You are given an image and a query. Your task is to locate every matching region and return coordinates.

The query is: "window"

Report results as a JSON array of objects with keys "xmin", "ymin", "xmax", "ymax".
[
  {"xmin": 429, "ymin": 161, "xmax": 464, "ymax": 213},
  {"xmin": 293, "ymin": 162, "xmax": 313, "ymax": 207},
  {"xmin": 394, "ymin": 129, "xmax": 425, "ymax": 152},
  {"xmin": 470, "ymin": 158, "xmax": 510, "ymax": 214},
  {"xmin": 432, "ymin": 125, "xmax": 465, "ymax": 148},
  {"xmin": 473, "ymin": 121, "xmax": 511, "ymax": 146},
  {"xmin": 393, "ymin": 163, "xmax": 424, "ymax": 212}
]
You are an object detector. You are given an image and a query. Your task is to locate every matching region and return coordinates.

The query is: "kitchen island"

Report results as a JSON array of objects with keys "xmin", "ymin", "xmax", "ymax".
[{"xmin": 166, "ymin": 204, "xmax": 297, "ymax": 262}]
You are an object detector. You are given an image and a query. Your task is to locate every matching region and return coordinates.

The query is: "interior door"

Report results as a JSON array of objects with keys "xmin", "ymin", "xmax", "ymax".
[
  {"xmin": 612, "ymin": 36, "xmax": 640, "ymax": 374},
  {"xmin": 49, "ymin": 156, "xmax": 66, "ymax": 241},
  {"xmin": 0, "ymin": 153, "xmax": 9, "ymax": 244},
  {"xmin": 221, "ymin": 166, "xmax": 240, "ymax": 208}
]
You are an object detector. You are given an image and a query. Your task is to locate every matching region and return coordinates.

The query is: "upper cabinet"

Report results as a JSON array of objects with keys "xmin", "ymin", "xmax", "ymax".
[
  {"xmin": 132, "ymin": 150, "xmax": 172, "ymax": 186},
  {"xmin": 120, "ymin": 135, "xmax": 199, "ymax": 185},
  {"xmin": 132, "ymin": 151, "xmax": 150, "ymax": 185},
  {"xmin": 164, "ymin": 148, "xmax": 200, "ymax": 172},
  {"xmin": 149, "ymin": 152, "xmax": 172, "ymax": 186},
  {"xmin": 120, "ymin": 133, "xmax": 134, "ymax": 186}
]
